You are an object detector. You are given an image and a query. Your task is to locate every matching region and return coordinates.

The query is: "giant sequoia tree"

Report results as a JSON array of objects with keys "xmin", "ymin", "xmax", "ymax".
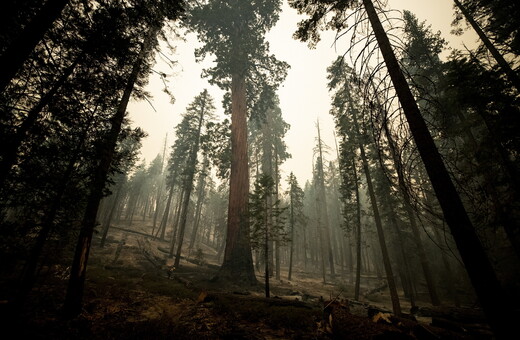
[
  {"xmin": 289, "ymin": 0, "xmax": 514, "ymax": 336},
  {"xmin": 185, "ymin": 0, "xmax": 288, "ymax": 283}
]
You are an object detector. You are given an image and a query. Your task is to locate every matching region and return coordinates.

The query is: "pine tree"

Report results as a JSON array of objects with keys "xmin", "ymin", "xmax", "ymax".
[
  {"xmin": 286, "ymin": 172, "xmax": 306, "ymax": 281},
  {"xmin": 249, "ymin": 174, "xmax": 287, "ymax": 297}
]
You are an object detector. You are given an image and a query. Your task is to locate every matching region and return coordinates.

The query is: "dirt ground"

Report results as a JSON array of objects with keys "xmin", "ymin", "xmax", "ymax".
[{"xmin": 0, "ymin": 225, "xmax": 494, "ymax": 339}]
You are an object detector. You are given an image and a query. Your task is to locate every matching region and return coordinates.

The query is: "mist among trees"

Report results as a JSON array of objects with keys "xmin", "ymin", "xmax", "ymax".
[{"xmin": 1, "ymin": 0, "xmax": 519, "ymax": 338}]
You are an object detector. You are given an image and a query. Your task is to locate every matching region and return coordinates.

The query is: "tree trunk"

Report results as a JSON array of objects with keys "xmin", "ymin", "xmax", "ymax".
[
  {"xmin": 353, "ymin": 110, "xmax": 401, "ymax": 316},
  {"xmin": 264, "ymin": 192, "xmax": 270, "ymax": 298},
  {"xmin": 316, "ymin": 122, "xmax": 336, "ymax": 278},
  {"xmin": 0, "ymin": 0, "xmax": 69, "ymax": 93},
  {"xmin": 168, "ymin": 188, "xmax": 185, "ymax": 257},
  {"xmin": 157, "ymin": 181, "xmax": 175, "ymax": 239},
  {"xmin": 152, "ymin": 135, "xmax": 168, "ymax": 231},
  {"xmin": 288, "ymin": 192, "xmax": 295, "ymax": 281},
  {"xmin": 174, "ymin": 98, "xmax": 206, "ymax": 267},
  {"xmin": 380, "ymin": 92, "xmax": 440, "ymax": 306},
  {"xmin": 63, "ymin": 27, "xmax": 155, "ymax": 317},
  {"xmin": 15, "ymin": 112, "xmax": 92, "ymax": 307},
  {"xmin": 274, "ymin": 150, "xmax": 281, "ymax": 281},
  {"xmin": 353, "ymin": 159, "xmax": 362, "ymax": 300},
  {"xmin": 363, "ymin": 0, "xmax": 513, "ymax": 334},
  {"xmin": 188, "ymin": 156, "xmax": 208, "ymax": 251},
  {"xmin": 218, "ymin": 72, "xmax": 255, "ymax": 284},
  {"xmin": 100, "ymin": 179, "xmax": 125, "ymax": 247}
]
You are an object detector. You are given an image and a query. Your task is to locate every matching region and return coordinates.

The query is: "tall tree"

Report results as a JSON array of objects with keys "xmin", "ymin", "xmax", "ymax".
[
  {"xmin": 172, "ymin": 89, "xmax": 215, "ymax": 267},
  {"xmin": 314, "ymin": 122, "xmax": 336, "ymax": 279},
  {"xmin": 63, "ymin": 26, "xmax": 159, "ymax": 317},
  {"xmin": 286, "ymin": 172, "xmax": 305, "ymax": 281},
  {"xmin": 249, "ymin": 174, "xmax": 287, "ymax": 297},
  {"xmin": 186, "ymin": 0, "xmax": 288, "ymax": 283}
]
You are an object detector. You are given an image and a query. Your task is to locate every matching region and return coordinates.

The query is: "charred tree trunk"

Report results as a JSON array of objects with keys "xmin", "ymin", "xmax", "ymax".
[
  {"xmin": 156, "ymin": 181, "xmax": 175, "ymax": 239},
  {"xmin": 188, "ymin": 156, "xmax": 208, "ymax": 251}
]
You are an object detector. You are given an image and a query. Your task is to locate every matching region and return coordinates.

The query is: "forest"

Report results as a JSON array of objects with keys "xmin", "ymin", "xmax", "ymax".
[{"xmin": 0, "ymin": 0, "xmax": 519, "ymax": 339}]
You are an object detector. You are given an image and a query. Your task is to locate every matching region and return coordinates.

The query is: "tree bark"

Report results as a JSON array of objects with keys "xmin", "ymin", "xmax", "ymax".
[
  {"xmin": 218, "ymin": 72, "xmax": 255, "ymax": 284},
  {"xmin": 157, "ymin": 182, "xmax": 175, "ymax": 239},
  {"xmin": 363, "ymin": 0, "xmax": 513, "ymax": 334},
  {"xmin": 353, "ymin": 159, "xmax": 362, "ymax": 301}
]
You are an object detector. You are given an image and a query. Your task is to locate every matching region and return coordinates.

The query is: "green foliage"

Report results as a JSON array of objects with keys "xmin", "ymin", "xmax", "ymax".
[
  {"xmin": 289, "ymin": 0, "xmax": 356, "ymax": 48},
  {"xmin": 286, "ymin": 172, "xmax": 307, "ymax": 229},
  {"xmin": 184, "ymin": 0, "xmax": 289, "ymax": 111},
  {"xmin": 166, "ymin": 89, "xmax": 216, "ymax": 187},
  {"xmin": 249, "ymin": 174, "xmax": 288, "ymax": 250}
]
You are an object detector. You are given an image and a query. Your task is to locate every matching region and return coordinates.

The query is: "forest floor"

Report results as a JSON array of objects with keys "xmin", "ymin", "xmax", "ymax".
[{"xmin": 1, "ymin": 224, "xmax": 494, "ymax": 339}]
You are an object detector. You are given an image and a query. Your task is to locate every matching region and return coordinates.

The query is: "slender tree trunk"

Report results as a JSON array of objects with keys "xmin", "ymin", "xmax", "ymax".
[
  {"xmin": 0, "ymin": 0, "xmax": 69, "ymax": 93},
  {"xmin": 264, "ymin": 194, "xmax": 270, "ymax": 298},
  {"xmin": 174, "ymin": 98, "xmax": 206, "ymax": 267},
  {"xmin": 100, "ymin": 180, "xmax": 124, "ymax": 247},
  {"xmin": 168, "ymin": 188, "xmax": 185, "ymax": 257},
  {"xmin": 218, "ymin": 72, "xmax": 255, "ymax": 283},
  {"xmin": 274, "ymin": 150, "xmax": 281, "ymax": 280},
  {"xmin": 363, "ymin": 0, "xmax": 513, "ymax": 334},
  {"xmin": 316, "ymin": 122, "xmax": 336, "ymax": 278},
  {"xmin": 189, "ymin": 157, "xmax": 208, "ymax": 251},
  {"xmin": 288, "ymin": 193, "xmax": 295, "ymax": 281},
  {"xmin": 157, "ymin": 182, "xmax": 175, "ymax": 239},
  {"xmin": 63, "ymin": 28, "xmax": 155, "ymax": 317},
  {"xmin": 152, "ymin": 135, "xmax": 168, "ymax": 231},
  {"xmin": 353, "ymin": 159, "xmax": 362, "ymax": 301},
  {"xmin": 314, "ymin": 178, "xmax": 327, "ymax": 284},
  {"xmin": 380, "ymin": 95, "xmax": 440, "ymax": 306},
  {"xmin": 353, "ymin": 110, "xmax": 401, "ymax": 315}
]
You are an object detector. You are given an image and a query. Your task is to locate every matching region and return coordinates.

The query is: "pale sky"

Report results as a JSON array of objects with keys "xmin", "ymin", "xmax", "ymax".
[{"xmin": 128, "ymin": 0, "xmax": 476, "ymax": 187}]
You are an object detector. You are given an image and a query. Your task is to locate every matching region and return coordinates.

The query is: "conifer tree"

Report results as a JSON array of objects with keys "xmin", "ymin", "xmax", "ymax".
[{"xmin": 185, "ymin": 0, "xmax": 288, "ymax": 283}]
